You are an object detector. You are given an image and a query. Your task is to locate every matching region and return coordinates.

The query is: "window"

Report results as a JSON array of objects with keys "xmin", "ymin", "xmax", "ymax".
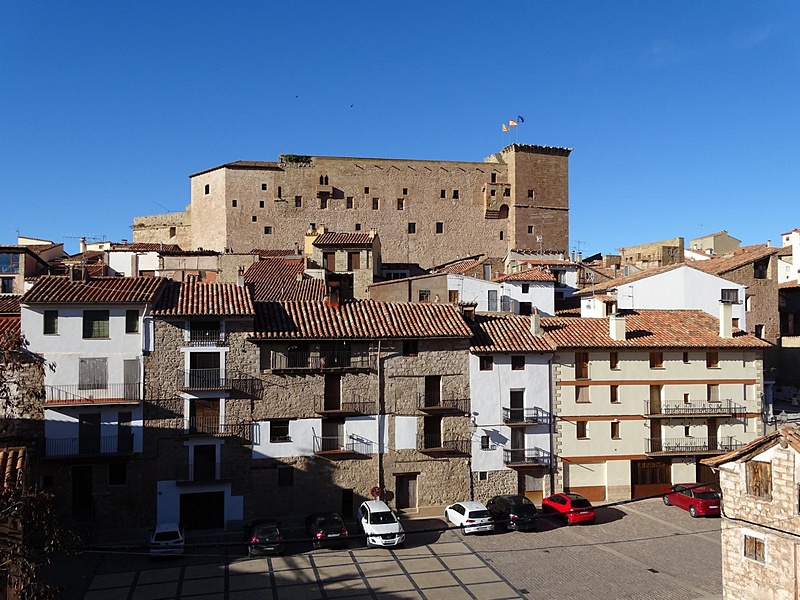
[
  {"xmin": 407, "ymin": 222, "xmax": 417, "ymax": 234},
  {"xmin": 270, "ymin": 420, "xmax": 291, "ymax": 443},
  {"xmin": 262, "ymin": 183, "xmax": 267, "ymax": 191},
  {"xmin": 744, "ymin": 535, "xmax": 765, "ymax": 563},
  {"xmin": 706, "ymin": 351, "xmax": 719, "ymax": 368},
  {"xmin": 575, "ymin": 352, "xmax": 589, "ymax": 379},
  {"xmin": 576, "ymin": 386, "xmax": 589, "ymax": 403},
  {"xmin": 252, "ymin": 215, "xmax": 257, "ymax": 222},
  {"xmin": 295, "ymin": 196, "xmax": 302, "ymax": 207},
  {"xmin": 746, "ymin": 461, "xmax": 772, "ymax": 499},
  {"xmin": 277, "ymin": 466, "xmax": 294, "ymax": 486},
  {"xmin": 402, "ymin": 340, "xmax": 418, "ymax": 357},
  {"xmin": 364, "ymin": 187, "xmax": 369, "ymax": 194},
  {"xmin": 232, "ymin": 199, "xmax": 237, "ymax": 207},
  {"xmin": 527, "ymin": 226, "xmax": 534, "ymax": 234},
  {"xmin": 732, "ymin": 318, "xmax": 739, "ymax": 328},
  {"xmin": 503, "ymin": 187, "xmax": 510, "ymax": 196},
  {"xmin": 402, "ymin": 188, "xmax": 408, "ymax": 195},
  {"xmin": 684, "ymin": 425, "xmax": 691, "ymax": 437},
  {"xmin": 264, "ymin": 226, "xmax": 272, "ymax": 235},
  {"xmin": 721, "ymin": 289, "xmax": 739, "ymax": 303},
  {"xmin": 755, "ymin": 324, "xmax": 764, "ymax": 338},
  {"xmin": 577, "ymin": 421, "xmax": 588, "ymax": 439},
  {"xmin": 527, "ymin": 189, "xmax": 534, "ymax": 199},
  {"xmin": 519, "ymin": 302, "xmax": 532, "ymax": 315},
  {"xmin": 108, "ymin": 463, "xmax": 127, "ymax": 486},
  {"xmin": 610, "ymin": 385, "xmax": 619, "ymax": 403},
  {"xmin": 521, "ymin": 284, "xmax": 529, "ymax": 294},
  {"xmin": 490, "ymin": 189, "xmax": 496, "ymax": 197},
  {"xmin": 346, "ymin": 197, "xmax": 354, "ymax": 209},
  {"xmin": 169, "ymin": 226, "xmax": 176, "ymax": 238},
  {"xmin": 610, "ymin": 352, "xmax": 619, "ymax": 370},
  {"xmin": 347, "ymin": 252, "xmax": 360, "ymax": 271},
  {"xmin": 440, "ymin": 189, "xmax": 446, "ymax": 199},
  {"xmin": 419, "ymin": 290, "xmax": 430, "ymax": 303},
  {"xmin": 683, "ymin": 352, "xmax": 689, "ymax": 364},
  {"xmin": 480, "ymin": 435, "xmax": 490, "ymax": 450},
  {"xmin": 650, "ymin": 352, "xmax": 664, "ymax": 369},
  {"xmin": 43, "ymin": 310, "xmax": 58, "ymax": 335},
  {"xmin": 397, "ymin": 198, "xmax": 404, "ymax": 210},
  {"xmin": 611, "ymin": 421, "xmax": 620, "ymax": 439},
  {"xmin": 511, "ymin": 356, "xmax": 525, "ymax": 370},
  {"xmin": 478, "ymin": 471, "xmax": 488, "ymax": 481},
  {"xmin": 323, "ymin": 252, "xmax": 336, "ymax": 271},
  {"xmin": 435, "ymin": 222, "xmax": 444, "ymax": 234},
  {"xmin": 491, "ymin": 173, "xmax": 497, "ymax": 183},
  {"xmin": 372, "ymin": 198, "xmax": 379, "ymax": 210},
  {"xmin": 479, "ymin": 356, "xmax": 493, "ymax": 371},
  {"xmin": 708, "ymin": 383, "xmax": 720, "ymax": 403},
  {"xmin": 83, "ymin": 310, "xmax": 109, "ymax": 339},
  {"xmin": 753, "ymin": 259, "xmax": 768, "ymax": 279},
  {"xmin": 204, "ymin": 184, "xmax": 210, "ymax": 194},
  {"xmin": 277, "ymin": 186, "xmax": 282, "ymax": 197},
  {"xmin": 453, "ymin": 190, "xmax": 459, "ymax": 199},
  {"xmin": 320, "ymin": 198, "xmax": 327, "ymax": 209},
  {"xmin": 259, "ymin": 200, "xmax": 264, "ymax": 208},
  {"xmin": 355, "ymin": 223, "xmax": 362, "ymax": 231},
  {"xmin": 449, "ymin": 290, "xmax": 459, "ymax": 303},
  {"xmin": 79, "ymin": 357, "xmax": 108, "ymax": 390},
  {"xmin": 125, "ymin": 310, "xmax": 139, "ymax": 334},
  {"xmin": 0, "ymin": 253, "xmax": 21, "ymax": 274},
  {"xmin": 499, "ymin": 231, "xmax": 504, "ymax": 240}
]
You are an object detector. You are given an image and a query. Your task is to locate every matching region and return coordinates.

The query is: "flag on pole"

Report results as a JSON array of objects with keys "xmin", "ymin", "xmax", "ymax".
[
  {"xmin": 509, "ymin": 119, "xmax": 518, "ymax": 127},
  {"xmin": 517, "ymin": 115, "xmax": 525, "ymax": 123},
  {"xmin": 502, "ymin": 124, "xmax": 509, "ymax": 132}
]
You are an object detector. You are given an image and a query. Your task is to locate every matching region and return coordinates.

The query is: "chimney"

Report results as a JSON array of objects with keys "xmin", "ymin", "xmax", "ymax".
[
  {"xmin": 530, "ymin": 307, "xmax": 543, "ymax": 336},
  {"xmin": 609, "ymin": 314, "xmax": 626, "ymax": 341},
  {"xmin": 458, "ymin": 301, "xmax": 477, "ymax": 323},
  {"xmin": 719, "ymin": 301, "xmax": 733, "ymax": 338},
  {"xmin": 79, "ymin": 237, "xmax": 87, "ymax": 255},
  {"xmin": 237, "ymin": 266, "xmax": 245, "ymax": 287}
]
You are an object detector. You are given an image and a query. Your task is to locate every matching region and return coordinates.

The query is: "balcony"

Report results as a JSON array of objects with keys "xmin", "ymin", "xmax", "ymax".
[
  {"xmin": 417, "ymin": 393, "xmax": 469, "ymax": 415},
  {"xmin": 269, "ymin": 350, "xmax": 376, "ymax": 373},
  {"xmin": 188, "ymin": 329, "xmax": 227, "ymax": 347},
  {"xmin": 44, "ymin": 434, "xmax": 134, "ymax": 458},
  {"xmin": 645, "ymin": 436, "xmax": 742, "ymax": 456},
  {"xmin": 503, "ymin": 447, "xmax": 553, "ymax": 467},
  {"xmin": 315, "ymin": 393, "xmax": 376, "ymax": 417},
  {"xmin": 182, "ymin": 417, "xmax": 252, "ymax": 441},
  {"xmin": 175, "ymin": 369, "xmax": 260, "ymax": 394},
  {"xmin": 417, "ymin": 433, "xmax": 470, "ymax": 456},
  {"xmin": 44, "ymin": 383, "xmax": 141, "ymax": 406},
  {"xmin": 644, "ymin": 399, "xmax": 745, "ymax": 418},
  {"xmin": 313, "ymin": 435, "xmax": 372, "ymax": 458},
  {"xmin": 175, "ymin": 462, "xmax": 233, "ymax": 484},
  {"xmin": 502, "ymin": 407, "xmax": 552, "ymax": 426}
]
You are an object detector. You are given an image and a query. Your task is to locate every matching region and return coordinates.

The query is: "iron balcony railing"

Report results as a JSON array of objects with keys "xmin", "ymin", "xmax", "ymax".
[
  {"xmin": 644, "ymin": 399, "xmax": 745, "ymax": 418},
  {"xmin": 188, "ymin": 329, "xmax": 227, "ymax": 347},
  {"xmin": 645, "ymin": 436, "xmax": 742, "ymax": 455},
  {"xmin": 315, "ymin": 393, "xmax": 376, "ymax": 415},
  {"xmin": 417, "ymin": 393, "xmax": 469, "ymax": 414},
  {"xmin": 175, "ymin": 369, "xmax": 259, "ymax": 393},
  {"xmin": 175, "ymin": 462, "xmax": 233, "ymax": 483},
  {"xmin": 183, "ymin": 417, "xmax": 252, "ymax": 440},
  {"xmin": 503, "ymin": 447, "xmax": 553, "ymax": 467},
  {"xmin": 45, "ymin": 383, "xmax": 141, "ymax": 405},
  {"xmin": 45, "ymin": 434, "xmax": 134, "ymax": 457},
  {"xmin": 502, "ymin": 406, "xmax": 552, "ymax": 426},
  {"xmin": 270, "ymin": 350, "xmax": 376, "ymax": 371},
  {"xmin": 312, "ymin": 435, "xmax": 372, "ymax": 455},
  {"xmin": 418, "ymin": 433, "xmax": 470, "ymax": 455}
]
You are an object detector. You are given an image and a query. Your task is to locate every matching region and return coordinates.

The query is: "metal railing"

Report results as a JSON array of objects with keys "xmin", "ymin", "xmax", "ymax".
[
  {"xmin": 175, "ymin": 462, "xmax": 233, "ymax": 482},
  {"xmin": 270, "ymin": 350, "xmax": 376, "ymax": 371},
  {"xmin": 315, "ymin": 393, "xmax": 376, "ymax": 415},
  {"xmin": 503, "ymin": 447, "xmax": 553, "ymax": 466},
  {"xmin": 417, "ymin": 393, "xmax": 469, "ymax": 413},
  {"xmin": 175, "ymin": 369, "xmax": 257, "ymax": 392},
  {"xmin": 188, "ymin": 329, "xmax": 226, "ymax": 347},
  {"xmin": 45, "ymin": 383, "xmax": 141, "ymax": 404},
  {"xmin": 418, "ymin": 434, "xmax": 470, "ymax": 454},
  {"xmin": 645, "ymin": 436, "xmax": 742, "ymax": 455},
  {"xmin": 644, "ymin": 399, "xmax": 744, "ymax": 417},
  {"xmin": 45, "ymin": 434, "xmax": 134, "ymax": 457},
  {"xmin": 502, "ymin": 406, "xmax": 552, "ymax": 425},
  {"xmin": 183, "ymin": 417, "xmax": 252, "ymax": 439},
  {"xmin": 312, "ymin": 435, "xmax": 372, "ymax": 455}
]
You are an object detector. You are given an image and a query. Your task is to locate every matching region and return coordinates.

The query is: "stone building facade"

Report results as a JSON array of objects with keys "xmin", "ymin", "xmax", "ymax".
[
  {"xmin": 132, "ymin": 144, "xmax": 571, "ymax": 269},
  {"xmin": 702, "ymin": 427, "xmax": 800, "ymax": 600}
]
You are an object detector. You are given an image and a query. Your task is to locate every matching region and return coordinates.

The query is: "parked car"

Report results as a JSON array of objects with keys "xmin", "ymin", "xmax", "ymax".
[
  {"xmin": 444, "ymin": 501, "xmax": 494, "ymax": 534},
  {"xmin": 663, "ymin": 483, "xmax": 721, "ymax": 518},
  {"xmin": 305, "ymin": 512, "xmax": 349, "ymax": 549},
  {"xmin": 541, "ymin": 493, "xmax": 596, "ymax": 525},
  {"xmin": 357, "ymin": 500, "xmax": 405, "ymax": 548},
  {"xmin": 245, "ymin": 519, "xmax": 285, "ymax": 556},
  {"xmin": 149, "ymin": 522, "xmax": 185, "ymax": 557},
  {"xmin": 486, "ymin": 495, "xmax": 538, "ymax": 532}
]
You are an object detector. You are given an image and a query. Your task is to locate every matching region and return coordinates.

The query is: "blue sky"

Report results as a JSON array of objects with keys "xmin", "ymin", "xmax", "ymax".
[{"xmin": 1, "ymin": 2, "xmax": 798, "ymax": 256}]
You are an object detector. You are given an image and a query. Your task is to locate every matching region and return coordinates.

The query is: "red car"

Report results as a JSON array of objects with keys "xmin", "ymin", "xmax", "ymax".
[
  {"xmin": 541, "ymin": 493, "xmax": 596, "ymax": 525},
  {"xmin": 663, "ymin": 483, "xmax": 721, "ymax": 518}
]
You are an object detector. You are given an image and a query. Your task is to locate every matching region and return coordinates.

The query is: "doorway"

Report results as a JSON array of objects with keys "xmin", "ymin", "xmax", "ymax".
[
  {"xmin": 71, "ymin": 466, "xmax": 93, "ymax": 517},
  {"xmin": 180, "ymin": 491, "xmax": 224, "ymax": 530},
  {"xmin": 396, "ymin": 474, "xmax": 417, "ymax": 510}
]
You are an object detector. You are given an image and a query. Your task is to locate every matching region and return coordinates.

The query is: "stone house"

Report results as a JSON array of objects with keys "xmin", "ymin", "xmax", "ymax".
[
  {"xmin": 689, "ymin": 230, "xmax": 742, "ymax": 256},
  {"xmin": 701, "ymin": 426, "xmax": 800, "ymax": 600},
  {"xmin": 303, "ymin": 227, "xmax": 381, "ymax": 300},
  {"xmin": 132, "ymin": 144, "xmax": 572, "ymax": 269},
  {"xmin": 0, "ymin": 245, "xmax": 52, "ymax": 295}
]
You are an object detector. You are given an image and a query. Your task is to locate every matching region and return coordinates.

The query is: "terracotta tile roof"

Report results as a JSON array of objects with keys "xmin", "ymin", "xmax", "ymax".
[
  {"xmin": 23, "ymin": 276, "xmax": 166, "ymax": 304},
  {"xmin": 0, "ymin": 316, "xmax": 21, "ymax": 347},
  {"xmin": 244, "ymin": 258, "xmax": 326, "ymax": 302},
  {"xmin": 153, "ymin": 279, "xmax": 255, "ymax": 316},
  {"xmin": 250, "ymin": 249, "xmax": 295, "ymax": 257},
  {"xmin": 690, "ymin": 244, "xmax": 779, "ymax": 276},
  {"xmin": 432, "ymin": 256, "xmax": 488, "ymax": 274},
  {"xmin": 252, "ymin": 300, "xmax": 473, "ymax": 340},
  {"xmin": 519, "ymin": 259, "xmax": 577, "ymax": 267},
  {"xmin": 0, "ymin": 295, "xmax": 21, "ymax": 315},
  {"xmin": 779, "ymin": 280, "xmax": 800, "ymax": 289},
  {"xmin": 541, "ymin": 310, "xmax": 770, "ymax": 349},
  {"xmin": 701, "ymin": 425, "xmax": 800, "ymax": 467},
  {"xmin": 25, "ymin": 243, "xmax": 63, "ymax": 254},
  {"xmin": 575, "ymin": 263, "xmax": 690, "ymax": 296},
  {"xmin": 495, "ymin": 269, "xmax": 556, "ymax": 283},
  {"xmin": 245, "ymin": 258, "xmax": 305, "ymax": 283},
  {"xmin": 111, "ymin": 243, "xmax": 183, "ymax": 253},
  {"xmin": 0, "ymin": 447, "xmax": 26, "ymax": 489},
  {"xmin": 312, "ymin": 232, "xmax": 374, "ymax": 247},
  {"xmin": 470, "ymin": 314, "xmax": 555, "ymax": 353}
]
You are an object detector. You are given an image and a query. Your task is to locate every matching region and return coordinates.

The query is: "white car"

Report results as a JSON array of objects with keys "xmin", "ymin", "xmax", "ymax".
[
  {"xmin": 149, "ymin": 522, "xmax": 185, "ymax": 557},
  {"xmin": 357, "ymin": 500, "xmax": 405, "ymax": 548},
  {"xmin": 445, "ymin": 501, "xmax": 494, "ymax": 534}
]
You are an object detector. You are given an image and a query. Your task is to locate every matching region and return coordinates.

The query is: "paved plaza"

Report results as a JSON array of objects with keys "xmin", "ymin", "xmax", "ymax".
[{"xmin": 54, "ymin": 499, "xmax": 723, "ymax": 600}]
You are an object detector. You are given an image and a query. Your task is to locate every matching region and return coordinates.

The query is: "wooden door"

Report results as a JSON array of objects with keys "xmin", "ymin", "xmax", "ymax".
[
  {"xmin": 79, "ymin": 413, "xmax": 101, "ymax": 454},
  {"xmin": 324, "ymin": 374, "xmax": 342, "ymax": 410},
  {"xmin": 424, "ymin": 375, "xmax": 441, "ymax": 407},
  {"xmin": 191, "ymin": 399, "xmax": 220, "ymax": 434},
  {"xmin": 123, "ymin": 359, "xmax": 139, "ymax": 401},
  {"xmin": 510, "ymin": 390, "xmax": 524, "ymax": 422},
  {"xmin": 193, "ymin": 444, "xmax": 217, "ymax": 481},
  {"xmin": 396, "ymin": 475, "xmax": 417, "ymax": 510},
  {"xmin": 649, "ymin": 385, "xmax": 662, "ymax": 414},
  {"xmin": 511, "ymin": 428, "xmax": 525, "ymax": 463}
]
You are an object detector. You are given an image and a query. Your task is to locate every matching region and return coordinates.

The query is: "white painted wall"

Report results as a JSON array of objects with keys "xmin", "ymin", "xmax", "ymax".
[
  {"xmin": 107, "ymin": 251, "xmax": 161, "ymax": 277},
  {"xmin": 445, "ymin": 275, "xmax": 500, "ymax": 311},
  {"xmin": 43, "ymin": 405, "xmax": 143, "ymax": 452},
  {"xmin": 251, "ymin": 415, "xmax": 386, "ymax": 458},
  {"xmin": 500, "ymin": 281, "xmax": 555, "ymax": 315},
  {"xmin": 155, "ymin": 480, "xmax": 243, "ymax": 525},
  {"xmin": 394, "ymin": 416, "xmax": 418, "ymax": 450}
]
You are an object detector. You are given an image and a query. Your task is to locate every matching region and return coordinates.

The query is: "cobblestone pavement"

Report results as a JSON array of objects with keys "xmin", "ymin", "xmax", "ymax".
[{"xmin": 54, "ymin": 499, "xmax": 722, "ymax": 599}]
